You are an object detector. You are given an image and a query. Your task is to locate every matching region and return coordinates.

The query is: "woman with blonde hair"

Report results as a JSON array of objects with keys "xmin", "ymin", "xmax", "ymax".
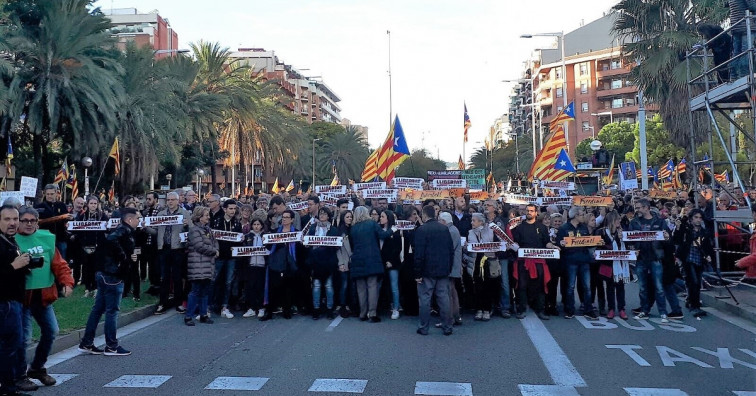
[
  {"xmin": 349, "ymin": 206, "xmax": 392, "ymax": 322},
  {"xmin": 185, "ymin": 206, "xmax": 219, "ymax": 326}
]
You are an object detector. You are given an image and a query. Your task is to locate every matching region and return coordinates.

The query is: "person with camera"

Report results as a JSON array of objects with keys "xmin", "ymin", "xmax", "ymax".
[
  {"xmin": 0, "ymin": 204, "xmax": 33, "ymax": 396},
  {"xmin": 13, "ymin": 207, "xmax": 74, "ymax": 391},
  {"xmin": 77, "ymin": 208, "xmax": 140, "ymax": 357}
]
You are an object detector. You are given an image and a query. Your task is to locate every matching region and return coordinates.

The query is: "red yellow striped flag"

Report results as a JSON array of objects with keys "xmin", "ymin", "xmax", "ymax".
[
  {"xmin": 528, "ymin": 126, "xmax": 567, "ymax": 181},
  {"xmin": 361, "ymin": 149, "xmax": 379, "ymax": 181}
]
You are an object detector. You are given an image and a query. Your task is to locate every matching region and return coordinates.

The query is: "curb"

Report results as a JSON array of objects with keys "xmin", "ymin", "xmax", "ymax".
[
  {"xmin": 701, "ymin": 289, "xmax": 756, "ymax": 324},
  {"xmin": 26, "ymin": 303, "xmax": 157, "ymax": 358}
]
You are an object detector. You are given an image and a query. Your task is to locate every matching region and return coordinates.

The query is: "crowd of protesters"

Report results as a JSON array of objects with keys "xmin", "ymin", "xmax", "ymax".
[{"xmin": 1, "ymin": 182, "xmax": 755, "ymax": 395}]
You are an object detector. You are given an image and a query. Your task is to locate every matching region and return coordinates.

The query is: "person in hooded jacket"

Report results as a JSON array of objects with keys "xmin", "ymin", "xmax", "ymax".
[
  {"xmin": 185, "ymin": 207, "xmax": 218, "ymax": 326},
  {"xmin": 307, "ymin": 207, "xmax": 341, "ymax": 320}
]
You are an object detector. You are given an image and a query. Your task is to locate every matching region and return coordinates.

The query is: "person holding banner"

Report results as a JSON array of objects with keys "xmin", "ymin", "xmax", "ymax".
[
  {"xmin": 556, "ymin": 207, "xmax": 598, "ymax": 320},
  {"xmin": 210, "ymin": 199, "xmax": 242, "ymax": 320},
  {"xmin": 73, "ymin": 196, "xmax": 109, "ymax": 297},
  {"xmin": 36, "ymin": 184, "xmax": 73, "ymax": 260},
  {"xmin": 185, "ymin": 207, "xmax": 218, "ymax": 326},
  {"xmin": 350, "ymin": 206, "xmax": 393, "ymax": 322},
  {"xmin": 260, "ymin": 209, "xmax": 300, "ymax": 321},
  {"xmin": 378, "ymin": 210, "xmax": 403, "ymax": 320},
  {"xmin": 13, "ymin": 207, "xmax": 73, "ymax": 391},
  {"xmin": 335, "ymin": 210, "xmax": 354, "ymax": 318},
  {"xmin": 307, "ymin": 207, "xmax": 340, "ymax": 320},
  {"xmin": 465, "ymin": 213, "xmax": 501, "ymax": 322},
  {"xmin": 242, "ymin": 217, "xmax": 268, "ymax": 319},
  {"xmin": 596, "ymin": 211, "xmax": 629, "ymax": 320},
  {"xmin": 673, "ymin": 208, "xmax": 714, "ymax": 318},
  {"xmin": 511, "ymin": 204, "xmax": 555, "ymax": 320},
  {"xmin": 629, "ymin": 198, "xmax": 671, "ymax": 322},
  {"xmin": 141, "ymin": 192, "xmax": 162, "ymax": 296},
  {"xmin": 149, "ymin": 192, "xmax": 190, "ymax": 315}
]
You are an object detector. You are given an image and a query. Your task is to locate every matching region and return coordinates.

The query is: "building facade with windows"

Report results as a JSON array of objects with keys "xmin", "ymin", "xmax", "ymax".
[{"xmin": 103, "ymin": 8, "xmax": 179, "ymax": 58}]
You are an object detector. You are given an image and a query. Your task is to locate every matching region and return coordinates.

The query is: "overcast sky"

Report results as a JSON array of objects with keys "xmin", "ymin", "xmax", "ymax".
[{"xmin": 95, "ymin": 0, "xmax": 619, "ymax": 163}]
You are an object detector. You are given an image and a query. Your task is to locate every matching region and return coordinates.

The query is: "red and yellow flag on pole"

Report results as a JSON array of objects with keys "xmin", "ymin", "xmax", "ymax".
[
  {"xmin": 528, "ymin": 126, "xmax": 567, "ymax": 181},
  {"xmin": 458, "ymin": 155, "xmax": 465, "ymax": 170},
  {"xmin": 108, "ymin": 137, "xmax": 121, "ymax": 176},
  {"xmin": 361, "ymin": 149, "xmax": 379, "ymax": 181},
  {"xmin": 464, "ymin": 103, "xmax": 471, "ymax": 143}
]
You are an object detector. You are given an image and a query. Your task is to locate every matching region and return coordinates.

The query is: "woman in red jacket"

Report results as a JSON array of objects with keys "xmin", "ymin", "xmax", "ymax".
[{"xmin": 735, "ymin": 205, "xmax": 756, "ymax": 278}]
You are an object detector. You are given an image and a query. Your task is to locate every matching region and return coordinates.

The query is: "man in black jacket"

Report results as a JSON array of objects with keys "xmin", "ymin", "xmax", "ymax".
[
  {"xmin": 413, "ymin": 205, "xmax": 454, "ymax": 336},
  {"xmin": 451, "ymin": 196, "xmax": 472, "ymax": 237},
  {"xmin": 0, "ymin": 204, "xmax": 32, "ymax": 396},
  {"xmin": 78, "ymin": 208, "xmax": 139, "ymax": 357},
  {"xmin": 35, "ymin": 184, "xmax": 73, "ymax": 260}
]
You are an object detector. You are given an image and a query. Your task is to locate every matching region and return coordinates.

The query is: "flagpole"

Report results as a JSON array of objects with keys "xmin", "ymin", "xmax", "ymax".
[{"xmin": 387, "ymin": 30, "xmax": 393, "ymax": 130}]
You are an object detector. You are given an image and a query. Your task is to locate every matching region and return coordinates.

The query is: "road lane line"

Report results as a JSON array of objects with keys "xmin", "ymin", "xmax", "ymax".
[
  {"xmin": 30, "ymin": 374, "xmax": 78, "ymax": 387},
  {"xmin": 518, "ymin": 384, "xmax": 581, "ymax": 395},
  {"xmin": 46, "ymin": 313, "xmax": 173, "ymax": 368},
  {"xmin": 705, "ymin": 307, "xmax": 756, "ymax": 335},
  {"xmin": 326, "ymin": 316, "xmax": 343, "ymax": 332},
  {"xmin": 519, "ymin": 315, "xmax": 587, "ymax": 387},
  {"xmin": 414, "ymin": 381, "xmax": 472, "ymax": 396},
  {"xmin": 205, "ymin": 376, "xmax": 269, "ymax": 390},
  {"xmin": 104, "ymin": 375, "xmax": 172, "ymax": 388},
  {"xmin": 308, "ymin": 379, "xmax": 368, "ymax": 393},
  {"xmin": 623, "ymin": 388, "xmax": 688, "ymax": 395}
]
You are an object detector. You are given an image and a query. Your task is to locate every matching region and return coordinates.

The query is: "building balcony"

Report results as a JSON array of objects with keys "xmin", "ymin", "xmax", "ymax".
[
  {"xmin": 538, "ymin": 96, "xmax": 553, "ymax": 106},
  {"xmin": 596, "ymin": 85, "xmax": 637, "ymax": 98},
  {"xmin": 596, "ymin": 67, "xmax": 630, "ymax": 79},
  {"xmin": 603, "ymin": 104, "xmax": 638, "ymax": 114}
]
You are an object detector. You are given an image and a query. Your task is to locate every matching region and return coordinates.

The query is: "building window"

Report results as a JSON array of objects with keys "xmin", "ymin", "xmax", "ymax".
[
  {"xmin": 579, "ymin": 63, "xmax": 588, "ymax": 76},
  {"xmin": 556, "ymin": 87, "xmax": 563, "ymax": 98},
  {"xmin": 580, "ymin": 82, "xmax": 588, "ymax": 94},
  {"xmin": 556, "ymin": 106, "xmax": 563, "ymax": 113},
  {"xmin": 611, "ymin": 59, "xmax": 621, "ymax": 69},
  {"xmin": 581, "ymin": 102, "xmax": 588, "ymax": 112},
  {"xmin": 555, "ymin": 68, "xmax": 562, "ymax": 79},
  {"xmin": 612, "ymin": 98, "xmax": 624, "ymax": 108},
  {"xmin": 611, "ymin": 79, "xmax": 623, "ymax": 89},
  {"xmin": 582, "ymin": 121, "xmax": 590, "ymax": 130}
]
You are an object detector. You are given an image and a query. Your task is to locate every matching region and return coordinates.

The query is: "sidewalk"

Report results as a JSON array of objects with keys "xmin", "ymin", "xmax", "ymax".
[{"xmin": 701, "ymin": 281, "xmax": 756, "ymax": 324}]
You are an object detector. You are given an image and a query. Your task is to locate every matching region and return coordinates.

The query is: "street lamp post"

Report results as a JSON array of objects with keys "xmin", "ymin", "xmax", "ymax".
[
  {"xmin": 196, "ymin": 169, "xmax": 205, "ymax": 197},
  {"xmin": 521, "ymin": 31, "xmax": 568, "ymax": 152},
  {"xmin": 166, "ymin": 174, "xmax": 172, "ymax": 190},
  {"xmin": 82, "ymin": 157, "xmax": 93, "ymax": 197},
  {"xmin": 312, "ymin": 138, "xmax": 321, "ymax": 189}
]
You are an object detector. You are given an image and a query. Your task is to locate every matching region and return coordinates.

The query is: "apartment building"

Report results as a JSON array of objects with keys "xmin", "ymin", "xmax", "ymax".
[{"xmin": 103, "ymin": 8, "xmax": 179, "ymax": 58}]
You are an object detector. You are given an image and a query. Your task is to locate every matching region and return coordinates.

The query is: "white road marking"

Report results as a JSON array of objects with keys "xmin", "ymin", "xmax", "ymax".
[
  {"xmin": 520, "ymin": 315, "xmax": 587, "ymax": 387},
  {"xmin": 624, "ymin": 388, "xmax": 689, "ymax": 395},
  {"xmin": 705, "ymin": 307, "xmax": 756, "ymax": 336},
  {"xmin": 732, "ymin": 392, "xmax": 756, "ymax": 395},
  {"xmin": 326, "ymin": 316, "xmax": 344, "ymax": 332},
  {"xmin": 205, "ymin": 376, "xmax": 269, "ymax": 390},
  {"xmin": 414, "ymin": 381, "xmax": 473, "ymax": 396},
  {"xmin": 30, "ymin": 374, "xmax": 78, "ymax": 387},
  {"xmin": 103, "ymin": 375, "xmax": 172, "ymax": 388},
  {"xmin": 46, "ymin": 313, "xmax": 173, "ymax": 368},
  {"xmin": 308, "ymin": 378, "xmax": 368, "ymax": 393},
  {"xmin": 518, "ymin": 384, "xmax": 581, "ymax": 396}
]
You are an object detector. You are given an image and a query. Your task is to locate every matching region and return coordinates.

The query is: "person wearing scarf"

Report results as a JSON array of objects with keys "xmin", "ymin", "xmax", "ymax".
[
  {"xmin": 335, "ymin": 210, "xmax": 354, "ymax": 318},
  {"xmin": 464, "ymin": 213, "xmax": 501, "ymax": 322},
  {"xmin": 73, "ymin": 196, "xmax": 109, "ymax": 296},
  {"xmin": 511, "ymin": 204, "xmax": 554, "ymax": 320},
  {"xmin": 242, "ymin": 218, "xmax": 268, "ymax": 319},
  {"xmin": 307, "ymin": 207, "xmax": 340, "ymax": 320},
  {"xmin": 260, "ymin": 209, "xmax": 299, "ymax": 321},
  {"xmin": 675, "ymin": 208, "xmax": 715, "ymax": 318},
  {"xmin": 596, "ymin": 211, "xmax": 629, "ymax": 320}
]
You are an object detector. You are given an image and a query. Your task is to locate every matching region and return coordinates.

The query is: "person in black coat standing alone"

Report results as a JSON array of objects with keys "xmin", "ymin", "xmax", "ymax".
[{"xmin": 413, "ymin": 205, "xmax": 454, "ymax": 336}]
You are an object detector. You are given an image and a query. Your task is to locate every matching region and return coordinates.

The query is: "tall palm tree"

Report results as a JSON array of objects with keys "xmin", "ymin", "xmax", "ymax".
[
  {"xmin": 6, "ymin": 0, "xmax": 123, "ymax": 180},
  {"xmin": 317, "ymin": 125, "xmax": 370, "ymax": 184},
  {"xmin": 612, "ymin": 0, "xmax": 728, "ymax": 145}
]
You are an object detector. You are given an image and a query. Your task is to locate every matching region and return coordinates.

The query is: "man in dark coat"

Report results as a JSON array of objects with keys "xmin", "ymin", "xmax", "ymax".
[{"xmin": 413, "ymin": 205, "xmax": 454, "ymax": 336}]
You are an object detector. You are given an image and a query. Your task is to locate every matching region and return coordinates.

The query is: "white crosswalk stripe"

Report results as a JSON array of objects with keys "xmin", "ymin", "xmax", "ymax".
[
  {"xmin": 308, "ymin": 378, "xmax": 368, "ymax": 393},
  {"xmin": 518, "ymin": 384, "xmax": 581, "ymax": 395},
  {"xmin": 414, "ymin": 381, "xmax": 473, "ymax": 396},
  {"xmin": 30, "ymin": 374, "xmax": 78, "ymax": 387},
  {"xmin": 624, "ymin": 388, "xmax": 689, "ymax": 396},
  {"xmin": 103, "ymin": 375, "xmax": 172, "ymax": 388},
  {"xmin": 205, "ymin": 376, "xmax": 269, "ymax": 391},
  {"xmin": 732, "ymin": 392, "xmax": 756, "ymax": 396}
]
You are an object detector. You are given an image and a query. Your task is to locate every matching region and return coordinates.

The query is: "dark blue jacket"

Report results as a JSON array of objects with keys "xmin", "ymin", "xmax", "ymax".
[
  {"xmin": 96, "ymin": 223, "xmax": 135, "ymax": 279},
  {"xmin": 349, "ymin": 220, "xmax": 392, "ymax": 279},
  {"xmin": 556, "ymin": 221, "xmax": 593, "ymax": 264},
  {"xmin": 413, "ymin": 219, "xmax": 454, "ymax": 279}
]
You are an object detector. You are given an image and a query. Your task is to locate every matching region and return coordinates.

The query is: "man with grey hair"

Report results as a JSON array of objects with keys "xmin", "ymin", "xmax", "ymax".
[
  {"xmin": 414, "ymin": 205, "xmax": 454, "ymax": 336},
  {"xmin": 438, "ymin": 211, "xmax": 463, "ymax": 325},
  {"xmin": 207, "ymin": 194, "xmax": 223, "ymax": 224},
  {"xmin": 147, "ymin": 191, "xmax": 190, "ymax": 315}
]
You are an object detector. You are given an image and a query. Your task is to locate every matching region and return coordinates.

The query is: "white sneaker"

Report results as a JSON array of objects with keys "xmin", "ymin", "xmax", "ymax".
[
  {"xmin": 391, "ymin": 310, "xmax": 400, "ymax": 320},
  {"xmin": 243, "ymin": 309, "xmax": 256, "ymax": 318},
  {"xmin": 221, "ymin": 308, "xmax": 234, "ymax": 319},
  {"xmin": 660, "ymin": 314, "xmax": 669, "ymax": 323},
  {"xmin": 257, "ymin": 308, "xmax": 266, "ymax": 318}
]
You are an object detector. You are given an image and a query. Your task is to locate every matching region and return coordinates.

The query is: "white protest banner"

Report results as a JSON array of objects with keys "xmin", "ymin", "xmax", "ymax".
[
  {"xmin": 315, "ymin": 185, "xmax": 347, "ymax": 195},
  {"xmin": 488, "ymin": 223, "xmax": 515, "ymax": 244},
  {"xmin": 67, "ymin": 221, "xmax": 107, "ymax": 231},
  {"xmin": 391, "ymin": 177, "xmax": 424, "ymax": 190},
  {"xmin": 0, "ymin": 191, "xmax": 24, "ymax": 206},
  {"xmin": 362, "ymin": 189, "xmax": 398, "ymax": 200},
  {"xmin": 518, "ymin": 248, "xmax": 560, "ymax": 259},
  {"xmin": 431, "ymin": 178, "xmax": 466, "ymax": 189},
  {"xmin": 353, "ymin": 181, "xmax": 386, "ymax": 191},
  {"xmin": 540, "ymin": 180, "xmax": 575, "ymax": 190},
  {"xmin": 144, "ymin": 215, "xmax": 184, "ymax": 226},
  {"xmin": 263, "ymin": 232, "xmax": 303, "ymax": 244},
  {"xmin": 539, "ymin": 197, "xmax": 574, "ymax": 206},
  {"xmin": 212, "ymin": 230, "xmax": 244, "ymax": 242},
  {"xmin": 508, "ymin": 216, "xmax": 524, "ymax": 229},
  {"xmin": 348, "ymin": 202, "xmax": 354, "ymax": 210},
  {"xmin": 232, "ymin": 246, "xmax": 270, "ymax": 257},
  {"xmin": 621, "ymin": 231, "xmax": 665, "ymax": 242},
  {"xmin": 503, "ymin": 193, "xmax": 539, "ymax": 205},
  {"xmin": 107, "ymin": 218, "xmax": 120, "ymax": 229},
  {"xmin": 320, "ymin": 195, "xmax": 339, "ymax": 206},
  {"xmin": 460, "ymin": 237, "xmax": 466, "ymax": 246},
  {"xmin": 287, "ymin": 201, "xmax": 309, "ymax": 211},
  {"xmin": 303, "ymin": 236, "xmax": 343, "ymax": 247},
  {"xmin": 395, "ymin": 220, "xmax": 415, "ymax": 230},
  {"xmin": 19, "ymin": 176, "xmax": 38, "ymax": 198},
  {"xmin": 594, "ymin": 250, "xmax": 638, "ymax": 261},
  {"xmin": 179, "ymin": 232, "xmax": 188, "ymax": 243},
  {"xmin": 467, "ymin": 241, "xmax": 507, "ymax": 253}
]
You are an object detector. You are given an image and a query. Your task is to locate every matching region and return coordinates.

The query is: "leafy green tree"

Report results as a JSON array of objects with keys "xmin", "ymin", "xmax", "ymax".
[
  {"xmin": 310, "ymin": 121, "xmax": 345, "ymax": 141},
  {"xmin": 396, "ymin": 149, "xmax": 446, "ymax": 179},
  {"xmin": 577, "ymin": 121, "xmax": 636, "ymax": 161},
  {"xmin": 626, "ymin": 114, "xmax": 686, "ymax": 166},
  {"xmin": 316, "ymin": 125, "xmax": 369, "ymax": 185}
]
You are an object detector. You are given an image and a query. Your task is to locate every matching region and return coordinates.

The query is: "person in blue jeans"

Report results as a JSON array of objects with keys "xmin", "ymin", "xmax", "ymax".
[
  {"xmin": 210, "ymin": 199, "xmax": 242, "ymax": 319},
  {"xmin": 308, "ymin": 207, "xmax": 341, "ymax": 320},
  {"xmin": 78, "ymin": 208, "xmax": 140, "ymax": 357},
  {"xmin": 556, "ymin": 207, "xmax": 597, "ymax": 319},
  {"xmin": 629, "ymin": 199, "xmax": 671, "ymax": 322}
]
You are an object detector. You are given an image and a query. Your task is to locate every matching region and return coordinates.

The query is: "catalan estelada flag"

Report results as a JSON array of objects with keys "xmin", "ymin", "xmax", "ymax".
[
  {"xmin": 549, "ymin": 148, "xmax": 576, "ymax": 182},
  {"xmin": 271, "ymin": 177, "xmax": 280, "ymax": 194},
  {"xmin": 458, "ymin": 155, "xmax": 465, "ymax": 170},
  {"xmin": 714, "ymin": 170, "xmax": 729, "ymax": 183},
  {"xmin": 464, "ymin": 103, "xmax": 471, "ymax": 143},
  {"xmin": 54, "ymin": 158, "xmax": 69, "ymax": 185},
  {"xmin": 528, "ymin": 126, "xmax": 567, "ymax": 181},
  {"xmin": 361, "ymin": 149, "xmax": 379, "ymax": 181},
  {"xmin": 376, "ymin": 115, "xmax": 411, "ymax": 183},
  {"xmin": 549, "ymin": 102, "xmax": 575, "ymax": 132},
  {"xmin": 285, "ymin": 180, "xmax": 295, "ymax": 192},
  {"xmin": 108, "ymin": 137, "xmax": 120, "ymax": 176},
  {"xmin": 603, "ymin": 154, "xmax": 615, "ymax": 185},
  {"xmin": 676, "ymin": 158, "xmax": 686, "ymax": 174},
  {"xmin": 658, "ymin": 159, "xmax": 674, "ymax": 180}
]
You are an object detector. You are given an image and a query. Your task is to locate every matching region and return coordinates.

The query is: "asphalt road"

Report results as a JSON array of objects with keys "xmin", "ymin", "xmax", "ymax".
[{"xmin": 36, "ymin": 283, "xmax": 756, "ymax": 395}]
